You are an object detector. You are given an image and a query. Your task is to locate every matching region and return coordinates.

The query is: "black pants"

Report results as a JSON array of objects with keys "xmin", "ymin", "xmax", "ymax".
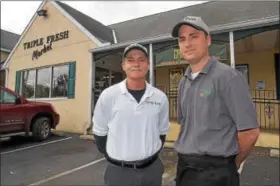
[
  {"xmin": 104, "ymin": 158, "xmax": 164, "ymax": 186},
  {"xmin": 175, "ymin": 154, "xmax": 239, "ymax": 186}
]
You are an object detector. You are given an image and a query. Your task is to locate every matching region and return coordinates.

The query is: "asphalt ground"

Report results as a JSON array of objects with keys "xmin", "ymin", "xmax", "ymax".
[
  {"xmin": 0, "ymin": 134, "xmax": 104, "ymax": 186},
  {"xmin": 0, "ymin": 133, "xmax": 279, "ymax": 186},
  {"xmin": 240, "ymin": 147, "xmax": 279, "ymax": 186}
]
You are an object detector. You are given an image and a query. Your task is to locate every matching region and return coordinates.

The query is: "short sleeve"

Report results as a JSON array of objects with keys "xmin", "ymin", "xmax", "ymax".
[
  {"xmin": 158, "ymin": 94, "xmax": 170, "ymax": 135},
  {"xmin": 223, "ymin": 74, "xmax": 259, "ymax": 131},
  {"xmin": 92, "ymin": 91, "xmax": 109, "ymax": 136},
  {"xmin": 177, "ymin": 78, "xmax": 185, "ymax": 125}
]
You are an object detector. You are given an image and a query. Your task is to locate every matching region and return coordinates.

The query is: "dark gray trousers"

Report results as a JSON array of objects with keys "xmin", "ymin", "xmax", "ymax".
[{"xmin": 104, "ymin": 158, "xmax": 164, "ymax": 186}]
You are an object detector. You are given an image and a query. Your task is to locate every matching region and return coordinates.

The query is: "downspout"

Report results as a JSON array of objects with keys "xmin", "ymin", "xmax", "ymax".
[
  {"xmin": 5, "ymin": 68, "xmax": 9, "ymax": 87},
  {"xmin": 86, "ymin": 52, "xmax": 94, "ymax": 135}
]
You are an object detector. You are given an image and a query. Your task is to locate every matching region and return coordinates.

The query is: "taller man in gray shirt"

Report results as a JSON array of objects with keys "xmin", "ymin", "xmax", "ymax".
[{"xmin": 171, "ymin": 16, "xmax": 260, "ymax": 186}]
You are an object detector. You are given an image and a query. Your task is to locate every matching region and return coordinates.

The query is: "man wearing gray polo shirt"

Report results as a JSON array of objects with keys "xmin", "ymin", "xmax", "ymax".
[
  {"xmin": 92, "ymin": 43, "xmax": 170, "ymax": 186},
  {"xmin": 171, "ymin": 16, "xmax": 260, "ymax": 186}
]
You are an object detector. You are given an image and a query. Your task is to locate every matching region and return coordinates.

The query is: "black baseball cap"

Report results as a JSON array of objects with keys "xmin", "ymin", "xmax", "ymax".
[
  {"xmin": 171, "ymin": 16, "xmax": 210, "ymax": 37},
  {"xmin": 123, "ymin": 43, "xmax": 148, "ymax": 58}
]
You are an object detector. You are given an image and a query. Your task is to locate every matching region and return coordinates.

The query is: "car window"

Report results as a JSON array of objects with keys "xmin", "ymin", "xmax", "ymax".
[{"xmin": 0, "ymin": 89, "xmax": 16, "ymax": 104}]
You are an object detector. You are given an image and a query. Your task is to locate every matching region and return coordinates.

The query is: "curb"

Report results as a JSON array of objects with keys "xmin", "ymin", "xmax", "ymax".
[
  {"xmin": 270, "ymin": 148, "xmax": 280, "ymax": 158},
  {"xmin": 51, "ymin": 130, "xmax": 66, "ymax": 137},
  {"xmin": 164, "ymin": 142, "xmax": 175, "ymax": 149},
  {"xmin": 79, "ymin": 134, "xmax": 94, "ymax": 141}
]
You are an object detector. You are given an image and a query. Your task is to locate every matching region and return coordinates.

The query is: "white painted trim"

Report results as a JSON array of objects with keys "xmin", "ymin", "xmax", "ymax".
[
  {"xmin": 2, "ymin": 1, "xmax": 47, "ymax": 69},
  {"xmin": 112, "ymin": 29, "xmax": 118, "ymax": 44},
  {"xmin": 51, "ymin": 1, "xmax": 103, "ymax": 46},
  {"xmin": 0, "ymin": 48, "xmax": 11, "ymax": 53}
]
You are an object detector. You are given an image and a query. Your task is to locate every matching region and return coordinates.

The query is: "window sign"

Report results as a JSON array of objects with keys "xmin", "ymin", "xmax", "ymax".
[
  {"xmin": 154, "ymin": 42, "xmax": 227, "ymax": 66},
  {"xmin": 256, "ymin": 81, "xmax": 265, "ymax": 90},
  {"xmin": 235, "ymin": 64, "xmax": 249, "ymax": 84}
]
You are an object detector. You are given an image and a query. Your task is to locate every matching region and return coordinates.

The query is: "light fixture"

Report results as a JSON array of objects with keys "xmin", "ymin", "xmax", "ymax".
[{"xmin": 37, "ymin": 9, "xmax": 47, "ymax": 17}]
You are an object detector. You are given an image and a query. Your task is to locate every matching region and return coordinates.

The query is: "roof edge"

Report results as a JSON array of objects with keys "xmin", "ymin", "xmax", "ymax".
[
  {"xmin": 210, "ymin": 15, "xmax": 279, "ymax": 34},
  {"xmin": 2, "ymin": 1, "xmax": 47, "ymax": 69},
  {"xmin": 89, "ymin": 16, "xmax": 280, "ymax": 53},
  {"xmin": 2, "ymin": 1, "xmax": 106, "ymax": 69},
  {"xmin": 51, "ymin": 1, "xmax": 103, "ymax": 45}
]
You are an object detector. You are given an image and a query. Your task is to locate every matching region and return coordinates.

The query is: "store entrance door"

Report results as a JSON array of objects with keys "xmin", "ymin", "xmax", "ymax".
[{"xmin": 93, "ymin": 66, "xmax": 124, "ymax": 107}]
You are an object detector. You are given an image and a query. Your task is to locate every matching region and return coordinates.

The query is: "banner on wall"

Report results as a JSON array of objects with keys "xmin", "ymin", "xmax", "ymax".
[{"xmin": 154, "ymin": 42, "xmax": 228, "ymax": 66}]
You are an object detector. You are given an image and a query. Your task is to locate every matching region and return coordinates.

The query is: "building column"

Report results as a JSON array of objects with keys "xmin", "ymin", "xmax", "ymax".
[
  {"xmin": 109, "ymin": 70, "xmax": 112, "ymax": 86},
  {"xmin": 229, "ymin": 31, "xmax": 235, "ymax": 68},
  {"xmin": 149, "ymin": 43, "xmax": 154, "ymax": 86}
]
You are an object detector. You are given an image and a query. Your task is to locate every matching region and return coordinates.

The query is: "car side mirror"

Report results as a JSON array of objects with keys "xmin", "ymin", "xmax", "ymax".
[{"xmin": 15, "ymin": 97, "xmax": 21, "ymax": 104}]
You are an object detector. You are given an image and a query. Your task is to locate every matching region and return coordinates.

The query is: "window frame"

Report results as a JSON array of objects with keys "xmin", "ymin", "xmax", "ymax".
[
  {"xmin": 18, "ymin": 62, "xmax": 73, "ymax": 100},
  {"xmin": 51, "ymin": 64, "xmax": 70, "ymax": 98}
]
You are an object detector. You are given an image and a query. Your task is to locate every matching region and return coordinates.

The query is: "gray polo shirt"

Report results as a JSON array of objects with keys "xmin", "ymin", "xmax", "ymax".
[{"xmin": 175, "ymin": 57, "xmax": 259, "ymax": 157}]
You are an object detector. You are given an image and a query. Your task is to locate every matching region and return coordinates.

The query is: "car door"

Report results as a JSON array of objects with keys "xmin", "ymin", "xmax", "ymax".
[{"xmin": 0, "ymin": 88, "xmax": 26, "ymax": 133}]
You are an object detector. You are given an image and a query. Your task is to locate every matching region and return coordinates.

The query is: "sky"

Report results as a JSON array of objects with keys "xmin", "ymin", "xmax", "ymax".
[{"xmin": 1, "ymin": 1, "xmax": 206, "ymax": 35}]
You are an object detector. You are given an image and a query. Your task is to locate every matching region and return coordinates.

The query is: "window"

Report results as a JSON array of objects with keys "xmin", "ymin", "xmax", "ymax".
[
  {"xmin": 52, "ymin": 65, "xmax": 69, "ymax": 97},
  {"xmin": 15, "ymin": 62, "xmax": 76, "ymax": 99},
  {"xmin": 36, "ymin": 67, "xmax": 51, "ymax": 98},
  {"xmin": 22, "ymin": 69, "xmax": 36, "ymax": 98},
  {"xmin": 0, "ymin": 89, "xmax": 16, "ymax": 104}
]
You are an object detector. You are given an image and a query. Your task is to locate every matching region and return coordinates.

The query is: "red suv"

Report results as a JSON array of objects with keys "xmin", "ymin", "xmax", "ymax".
[{"xmin": 0, "ymin": 86, "xmax": 60, "ymax": 141}]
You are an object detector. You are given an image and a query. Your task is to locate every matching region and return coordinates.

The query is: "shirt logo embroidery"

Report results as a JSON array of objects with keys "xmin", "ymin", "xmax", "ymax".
[
  {"xmin": 199, "ymin": 88, "xmax": 214, "ymax": 97},
  {"xmin": 146, "ymin": 100, "xmax": 161, "ymax": 106}
]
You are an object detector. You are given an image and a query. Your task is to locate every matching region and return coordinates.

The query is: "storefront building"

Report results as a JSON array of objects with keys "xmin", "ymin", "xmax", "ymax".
[
  {"xmin": 2, "ymin": 1, "xmax": 113, "ymax": 134},
  {"xmin": 0, "ymin": 29, "xmax": 20, "ymax": 86},
  {"xmin": 3, "ymin": 1, "xmax": 280, "ymax": 147}
]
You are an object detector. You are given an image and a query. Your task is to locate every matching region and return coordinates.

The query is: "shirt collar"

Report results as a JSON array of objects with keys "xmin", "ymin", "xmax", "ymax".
[
  {"xmin": 184, "ymin": 56, "xmax": 217, "ymax": 78},
  {"xmin": 120, "ymin": 79, "xmax": 154, "ymax": 97}
]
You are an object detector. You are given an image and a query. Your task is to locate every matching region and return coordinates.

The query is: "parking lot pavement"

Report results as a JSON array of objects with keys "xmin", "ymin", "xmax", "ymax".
[
  {"xmin": 39, "ymin": 159, "xmax": 108, "ymax": 185},
  {"xmin": 0, "ymin": 132, "xmax": 178, "ymax": 186},
  {"xmin": 1, "ymin": 134, "xmax": 278, "ymax": 186},
  {"xmin": 240, "ymin": 147, "xmax": 280, "ymax": 186},
  {"xmin": 1, "ymin": 133, "xmax": 104, "ymax": 186},
  {"xmin": 0, "ymin": 134, "xmax": 71, "ymax": 154}
]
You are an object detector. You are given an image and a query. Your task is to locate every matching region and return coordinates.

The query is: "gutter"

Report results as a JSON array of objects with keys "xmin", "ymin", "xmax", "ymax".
[
  {"xmin": 1, "ymin": 48, "xmax": 11, "ymax": 53},
  {"xmin": 89, "ymin": 34, "xmax": 173, "ymax": 53},
  {"xmin": 89, "ymin": 15, "xmax": 279, "ymax": 53}
]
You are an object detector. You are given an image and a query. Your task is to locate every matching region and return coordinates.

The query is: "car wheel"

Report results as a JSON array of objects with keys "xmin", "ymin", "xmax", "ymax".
[{"xmin": 32, "ymin": 117, "xmax": 51, "ymax": 141}]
